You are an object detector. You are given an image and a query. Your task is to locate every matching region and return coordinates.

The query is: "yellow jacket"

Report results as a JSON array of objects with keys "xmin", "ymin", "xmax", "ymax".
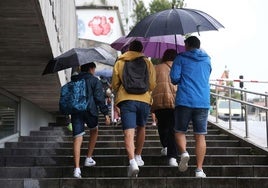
[{"xmin": 111, "ymin": 51, "xmax": 156, "ymax": 105}]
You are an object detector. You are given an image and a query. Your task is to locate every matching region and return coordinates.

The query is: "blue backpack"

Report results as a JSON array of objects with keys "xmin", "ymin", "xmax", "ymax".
[{"xmin": 59, "ymin": 79, "xmax": 89, "ymax": 115}]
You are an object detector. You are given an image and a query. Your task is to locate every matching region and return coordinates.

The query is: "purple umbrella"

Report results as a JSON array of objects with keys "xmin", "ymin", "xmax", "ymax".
[{"xmin": 111, "ymin": 35, "xmax": 185, "ymax": 58}]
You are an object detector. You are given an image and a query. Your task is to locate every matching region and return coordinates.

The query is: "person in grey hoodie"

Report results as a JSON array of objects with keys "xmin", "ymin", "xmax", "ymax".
[{"xmin": 170, "ymin": 36, "xmax": 211, "ymax": 178}]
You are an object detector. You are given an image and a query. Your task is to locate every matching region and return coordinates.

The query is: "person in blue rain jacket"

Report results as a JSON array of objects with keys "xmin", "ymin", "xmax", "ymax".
[{"xmin": 170, "ymin": 36, "xmax": 211, "ymax": 178}]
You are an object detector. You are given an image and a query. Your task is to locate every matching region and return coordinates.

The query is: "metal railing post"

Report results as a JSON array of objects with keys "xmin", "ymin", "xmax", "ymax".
[
  {"xmin": 265, "ymin": 95, "xmax": 268, "ymax": 147},
  {"xmin": 244, "ymin": 91, "xmax": 249, "ymax": 138},
  {"xmin": 228, "ymin": 88, "xmax": 232, "ymax": 130}
]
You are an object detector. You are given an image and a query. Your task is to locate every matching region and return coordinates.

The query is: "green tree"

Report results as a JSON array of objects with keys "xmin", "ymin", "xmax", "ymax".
[
  {"xmin": 132, "ymin": 1, "xmax": 149, "ymax": 24},
  {"xmin": 149, "ymin": 0, "xmax": 171, "ymax": 14}
]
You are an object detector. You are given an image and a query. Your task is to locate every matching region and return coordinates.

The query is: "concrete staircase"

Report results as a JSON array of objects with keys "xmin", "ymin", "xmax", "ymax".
[{"xmin": 0, "ymin": 116, "xmax": 268, "ymax": 188}]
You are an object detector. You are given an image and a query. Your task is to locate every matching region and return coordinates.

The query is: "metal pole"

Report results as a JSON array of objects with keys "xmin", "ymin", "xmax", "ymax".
[
  {"xmin": 265, "ymin": 94, "xmax": 268, "ymax": 147},
  {"xmin": 228, "ymin": 89, "xmax": 232, "ymax": 130},
  {"xmin": 244, "ymin": 92, "xmax": 249, "ymax": 138},
  {"xmin": 215, "ymin": 89, "xmax": 219, "ymax": 123},
  {"xmin": 110, "ymin": 94, "xmax": 114, "ymax": 126}
]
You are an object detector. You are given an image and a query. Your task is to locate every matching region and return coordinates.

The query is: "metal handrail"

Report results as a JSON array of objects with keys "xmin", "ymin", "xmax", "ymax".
[{"xmin": 210, "ymin": 83, "xmax": 268, "ymax": 147}]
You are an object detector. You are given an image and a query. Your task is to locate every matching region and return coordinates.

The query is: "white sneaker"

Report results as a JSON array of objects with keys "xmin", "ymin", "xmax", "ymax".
[
  {"xmin": 134, "ymin": 155, "xmax": 144, "ymax": 166},
  {"xmin": 73, "ymin": 168, "xmax": 82, "ymax": 178},
  {"xmin": 160, "ymin": 147, "xmax": 167, "ymax": 156},
  {"xmin": 84, "ymin": 157, "xmax": 96, "ymax": 167},
  {"xmin": 195, "ymin": 169, "xmax": 206, "ymax": 178},
  {"xmin": 128, "ymin": 161, "xmax": 139, "ymax": 177},
  {"xmin": 168, "ymin": 157, "xmax": 178, "ymax": 167},
  {"xmin": 178, "ymin": 152, "xmax": 190, "ymax": 172}
]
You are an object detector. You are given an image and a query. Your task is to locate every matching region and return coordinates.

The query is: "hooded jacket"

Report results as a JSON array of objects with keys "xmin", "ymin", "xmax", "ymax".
[
  {"xmin": 170, "ymin": 49, "xmax": 211, "ymax": 108},
  {"xmin": 71, "ymin": 72, "xmax": 109, "ymax": 116},
  {"xmin": 151, "ymin": 61, "xmax": 177, "ymax": 112},
  {"xmin": 111, "ymin": 51, "xmax": 156, "ymax": 105}
]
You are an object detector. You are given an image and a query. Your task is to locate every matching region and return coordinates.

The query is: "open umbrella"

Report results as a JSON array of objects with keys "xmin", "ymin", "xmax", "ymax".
[
  {"xmin": 111, "ymin": 35, "xmax": 185, "ymax": 58},
  {"xmin": 95, "ymin": 69, "xmax": 113, "ymax": 78},
  {"xmin": 127, "ymin": 8, "xmax": 224, "ymax": 37},
  {"xmin": 42, "ymin": 47, "xmax": 116, "ymax": 75}
]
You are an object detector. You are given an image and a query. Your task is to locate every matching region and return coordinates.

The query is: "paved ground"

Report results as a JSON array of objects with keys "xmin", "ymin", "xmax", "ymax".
[{"xmin": 208, "ymin": 115, "xmax": 268, "ymax": 151}]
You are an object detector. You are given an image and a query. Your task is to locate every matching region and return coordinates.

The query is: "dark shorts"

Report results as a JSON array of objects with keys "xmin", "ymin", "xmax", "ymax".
[
  {"xmin": 118, "ymin": 100, "xmax": 150, "ymax": 130},
  {"xmin": 71, "ymin": 112, "xmax": 98, "ymax": 138},
  {"xmin": 174, "ymin": 105, "xmax": 208, "ymax": 134}
]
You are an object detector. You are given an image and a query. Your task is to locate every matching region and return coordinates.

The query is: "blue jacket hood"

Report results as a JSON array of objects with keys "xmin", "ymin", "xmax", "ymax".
[{"xmin": 180, "ymin": 49, "xmax": 210, "ymax": 62}]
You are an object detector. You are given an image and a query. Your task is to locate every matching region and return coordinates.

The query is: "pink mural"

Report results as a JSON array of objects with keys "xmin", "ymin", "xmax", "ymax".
[{"xmin": 88, "ymin": 16, "xmax": 114, "ymax": 36}]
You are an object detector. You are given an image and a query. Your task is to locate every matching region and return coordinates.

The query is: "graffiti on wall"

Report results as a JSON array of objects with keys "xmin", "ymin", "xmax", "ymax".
[{"xmin": 77, "ymin": 9, "xmax": 123, "ymax": 44}]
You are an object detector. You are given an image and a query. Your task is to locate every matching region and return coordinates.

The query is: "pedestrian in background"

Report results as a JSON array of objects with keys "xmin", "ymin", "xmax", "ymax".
[
  {"xmin": 170, "ymin": 36, "xmax": 211, "ymax": 178},
  {"xmin": 111, "ymin": 40, "xmax": 156, "ymax": 177},
  {"xmin": 151, "ymin": 49, "xmax": 178, "ymax": 167}
]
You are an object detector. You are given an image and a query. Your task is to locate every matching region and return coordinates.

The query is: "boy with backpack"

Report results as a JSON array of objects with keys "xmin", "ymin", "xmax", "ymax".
[
  {"xmin": 111, "ymin": 40, "xmax": 156, "ymax": 177},
  {"xmin": 67, "ymin": 62, "xmax": 110, "ymax": 178}
]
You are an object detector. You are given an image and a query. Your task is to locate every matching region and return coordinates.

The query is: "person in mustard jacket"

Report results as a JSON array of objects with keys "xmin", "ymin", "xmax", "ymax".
[{"xmin": 111, "ymin": 40, "xmax": 156, "ymax": 177}]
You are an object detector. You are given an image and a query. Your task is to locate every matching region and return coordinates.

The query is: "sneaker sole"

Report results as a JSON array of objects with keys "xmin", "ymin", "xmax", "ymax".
[
  {"xmin": 73, "ymin": 173, "xmax": 82, "ymax": 178},
  {"xmin": 84, "ymin": 162, "xmax": 96, "ymax": 167},
  {"xmin": 128, "ymin": 167, "xmax": 139, "ymax": 177},
  {"xmin": 196, "ymin": 172, "xmax": 206, "ymax": 178},
  {"xmin": 178, "ymin": 155, "xmax": 190, "ymax": 172}
]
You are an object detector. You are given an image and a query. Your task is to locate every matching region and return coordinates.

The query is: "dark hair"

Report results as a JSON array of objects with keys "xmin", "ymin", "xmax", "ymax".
[
  {"xmin": 162, "ymin": 49, "xmax": 177, "ymax": 62},
  {"xmin": 80, "ymin": 62, "xmax": 96, "ymax": 72},
  {"xmin": 184, "ymin": 36, "xmax": 200, "ymax": 49},
  {"xmin": 129, "ymin": 40, "xmax": 143, "ymax": 52}
]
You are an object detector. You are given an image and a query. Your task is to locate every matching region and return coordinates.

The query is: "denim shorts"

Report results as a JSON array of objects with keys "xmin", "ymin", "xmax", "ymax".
[
  {"xmin": 71, "ymin": 112, "xmax": 98, "ymax": 138},
  {"xmin": 118, "ymin": 100, "xmax": 150, "ymax": 130},
  {"xmin": 174, "ymin": 105, "xmax": 208, "ymax": 134}
]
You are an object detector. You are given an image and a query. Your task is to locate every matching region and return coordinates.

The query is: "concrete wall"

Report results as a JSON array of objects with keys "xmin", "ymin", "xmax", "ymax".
[
  {"xmin": 39, "ymin": 0, "xmax": 78, "ymax": 84},
  {"xmin": 20, "ymin": 98, "xmax": 54, "ymax": 136},
  {"xmin": 0, "ymin": 0, "xmax": 78, "ymax": 146}
]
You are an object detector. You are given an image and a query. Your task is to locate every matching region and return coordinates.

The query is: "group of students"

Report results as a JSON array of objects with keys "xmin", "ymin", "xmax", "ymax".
[{"xmin": 69, "ymin": 36, "xmax": 211, "ymax": 179}]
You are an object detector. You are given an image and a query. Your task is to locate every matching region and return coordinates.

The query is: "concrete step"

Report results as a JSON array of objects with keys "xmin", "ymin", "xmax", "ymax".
[
  {"xmin": 0, "ymin": 155, "xmax": 267, "ymax": 167},
  {"xmin": 0, "ymin": 146, "xmax": 253, "ymax": 156},
  {"xmin": 0, "ymin": 165, "xmax": 268, "ymax": 178},
  {"xmin": 4, "ymin": 140, "xmax": 241, "ymax": 148},
  {"xmin": 19, "ymin": 134, "xmax": 232, "ymax": 142},
  {"xmin": 28, "ymin": 128, "xmax": 221, "ymax": 136},
  {"xmin": 0, "ymin": 177, "xmax": 267, "ymax": 188}
]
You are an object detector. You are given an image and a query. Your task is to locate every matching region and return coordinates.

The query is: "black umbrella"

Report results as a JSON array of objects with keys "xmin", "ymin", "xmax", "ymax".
[
  {"xmin": 42, "ymin": 47, "xmax": 116, "ymax": 75},
  {"xmin": 127, "ymin": 8, "xmax": 224, "ymax": 37}
]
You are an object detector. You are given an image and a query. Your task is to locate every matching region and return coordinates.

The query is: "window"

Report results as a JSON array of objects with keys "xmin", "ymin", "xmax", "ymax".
[{"xmin": 0, "ymin": 93, "xmax": 18, "ymax": 139}]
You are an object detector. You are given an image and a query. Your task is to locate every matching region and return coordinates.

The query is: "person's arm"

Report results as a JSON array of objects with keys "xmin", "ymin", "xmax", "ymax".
[
  {"xmin": 92, "ymin": 79, "xmax": 110, "ymax": 125},
  {"xmin": 170, "ymin": 56, "xmax": 182, "ymax": 85},
  {"xmin": 111, "ymin": 60, "xmax": 121, "ymax": 92},
  {"xmin": 146, "ymin": 59, "xmax": 156, "ymax": 92}
]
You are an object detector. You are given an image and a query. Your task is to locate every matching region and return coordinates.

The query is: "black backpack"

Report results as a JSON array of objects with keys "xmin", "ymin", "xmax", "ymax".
[{"xmin": 122, "ymin": 56, "xmax": 149, "ymax": 94}]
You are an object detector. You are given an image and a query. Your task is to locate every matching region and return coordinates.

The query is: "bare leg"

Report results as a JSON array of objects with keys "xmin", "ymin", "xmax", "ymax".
[
  {"xmin": 124, "ymin": 128, "xmax": 135, "ymax": 160},
  {"xmin": 73, "ymin": 136, "xmax": 83, "ymax": 168},
  {"xmin": 194, "ymin": 134, "xmax": 206, "ymax": 170},
  {"xmin": 87, "ymin": 128, "xmax": 98, "ymax": 157},
  {"xmin": 135, "ymin": 126, "xmax": 145, "ymax": 155},
  {"xmin": 175, "ymin": 132, "xmax": 187, "ymax": 153}
]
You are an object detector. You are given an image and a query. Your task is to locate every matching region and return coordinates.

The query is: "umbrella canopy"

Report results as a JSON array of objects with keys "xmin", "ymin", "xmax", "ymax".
[
  {"xmin": 42, "ymin": 47, "xmax": 116, "ymax": 75},
  {"xmin": 111, "ymin": 35, "xmax": 185, "ymax": 58},
  {"xmin": 127, "ymin": 8, "xmax": 224, "ymax": 37},
  {"xmin": 95, "ymin": 69, "xmax": 113, "ymax": 78}
]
